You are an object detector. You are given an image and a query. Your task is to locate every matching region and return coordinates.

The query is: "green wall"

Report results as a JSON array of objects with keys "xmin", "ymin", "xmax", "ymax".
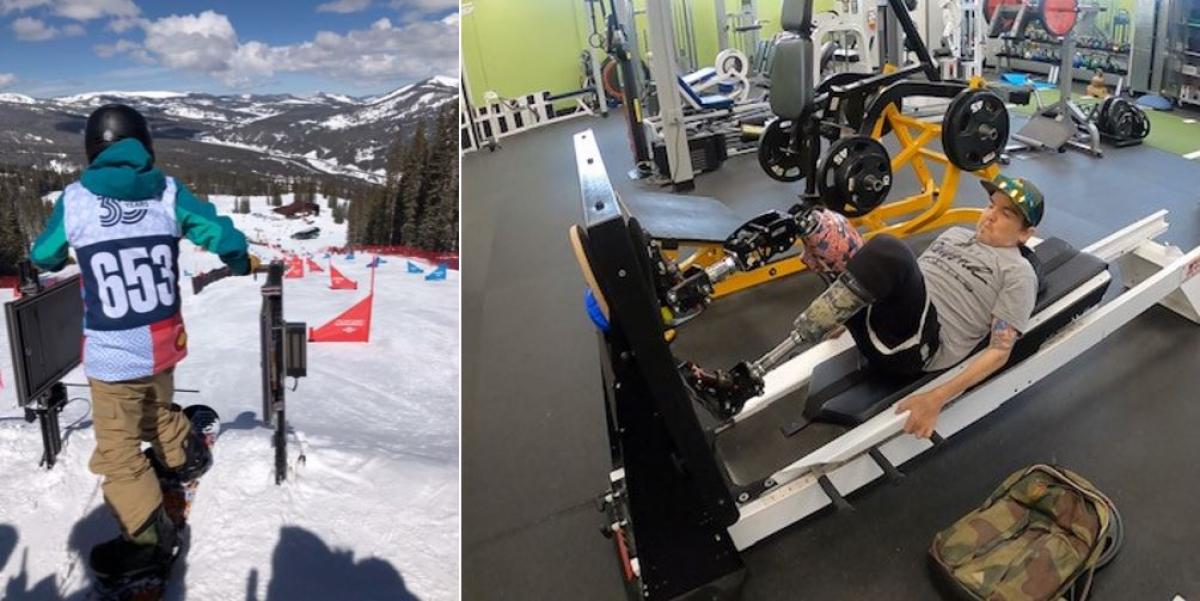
[
  {"xmin": 461, "ymin": 0, "xmax": 1141, "ymax": 109},
  {"xmin": 461, "ymin": 0, "xmax": 593, "ymax": 106},
  {"xmin": 461, "ymin": 0, "xmax": 799, "ymax": 107}
]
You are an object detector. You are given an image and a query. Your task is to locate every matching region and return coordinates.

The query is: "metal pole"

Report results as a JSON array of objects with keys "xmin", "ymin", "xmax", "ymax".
[
  {"xmin": 589, "ymin": 48, "xmax": 609, "ymax": 115},
  {"xmin": 646, "ymin": 0, "xmax": 696, "ymax": 188},
  {"xmin": 612, "ymin": 0, "xmax": 654, "ymax": 176},
  {"xmin": 1059, "ymin": 30, "xmax": 1073, "ymax": 100},
  {"xmin": 715, "ymin": 0, "xmax": 730, "ymax": 51}
]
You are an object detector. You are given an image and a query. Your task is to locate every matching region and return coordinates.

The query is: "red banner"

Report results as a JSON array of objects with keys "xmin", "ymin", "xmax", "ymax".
[
  {"xmin": 309, "ymin": 293, "xmax": 373, "ymax": 342},
  {"xmin": 306, "ymin": 258, "xmax": 324, "ymax": 272},
  {"xmin": 327, "ymin": 245, "xmax": 458, "ymax": 270},
  {"xmin": 329, "ymin": 264, "xmax": 358, "ymax": 290}
]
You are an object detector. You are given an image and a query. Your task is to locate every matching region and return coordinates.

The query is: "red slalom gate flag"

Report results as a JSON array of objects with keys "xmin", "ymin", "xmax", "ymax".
[
  {"xmin": 306, "ymin": 257, "xmax": 324, "ymax": 272},
  {"xmin": 309, "ymin": 293, "xmax": 373, "ymax": 342},
  {"xmin": 285, "ymin": 256, "xmax": 304, "ymax": 278},
  {"xmin": 329, "ymin": 264, "xmax": 358, "ymax": 290}
]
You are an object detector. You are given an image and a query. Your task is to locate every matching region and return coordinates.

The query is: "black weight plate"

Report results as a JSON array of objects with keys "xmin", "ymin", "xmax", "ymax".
[
  {"xmin": 942, "ymin": 89, "xmax": 1009, "ymax": 171},
  {"xmin": 1097, "ymin": 96, "xmax": 1116, "ymax": 134},
  {"xmin": 1109, "ymin": 98, "xmax": 1150, "ymax": 140},
  {"xmin": 1134, "ymin": 105, "xmax": 1151, "ymax": 139},
  {"xmin": 758, "ymin": 119, "xmax": 808, "ymax": 182},
  {"xmin": 1107, "ymin": 98, "xmax": 1137, "ymax": 138},
  {"xmin": 817, "ymin": 135, "xmax": 893, "ymax": 217}
]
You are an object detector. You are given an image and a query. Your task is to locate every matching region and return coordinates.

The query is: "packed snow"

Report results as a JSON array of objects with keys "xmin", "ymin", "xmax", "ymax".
[
  {"xmin": 163, "ymin": 106, "xmax": 230, "ymax": 123},
  {"xmin": 0, "ymin": 193, "xmax": 460, "ymax": 600},
  {"xmin": 46, "ymin": 159, "xmax": 77, "ymax": 174},
  {"xmin": 195, "ymin": 137, "xmax": 385, "ymax": 185}
]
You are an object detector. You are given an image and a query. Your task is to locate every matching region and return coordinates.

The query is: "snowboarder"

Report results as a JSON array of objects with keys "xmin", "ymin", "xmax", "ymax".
[{"xmin": 28, "ymin": 104, "xmax": 260, "ymax": 580}]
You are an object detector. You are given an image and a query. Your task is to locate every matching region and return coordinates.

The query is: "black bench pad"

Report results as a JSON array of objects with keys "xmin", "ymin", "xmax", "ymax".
[{"xmin": 621, "ymin": 192, "xmax": 746, "ymax": 246}]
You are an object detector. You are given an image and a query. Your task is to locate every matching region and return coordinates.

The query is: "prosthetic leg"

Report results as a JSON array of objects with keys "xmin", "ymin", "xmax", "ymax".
[{"xmin": 682, "ymin": 268, "xmax": 875, "ymax": 419}]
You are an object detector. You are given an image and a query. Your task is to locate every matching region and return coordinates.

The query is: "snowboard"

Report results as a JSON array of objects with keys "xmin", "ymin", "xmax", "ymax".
[{"xmin": 92, "ymin": 404, "xmax": 221, "ymax": 601}]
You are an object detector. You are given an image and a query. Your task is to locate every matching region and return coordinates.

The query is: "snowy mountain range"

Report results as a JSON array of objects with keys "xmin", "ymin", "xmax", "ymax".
[{"xmin": 0, "ymin": 76, "xmax": 458, "ymax": 184}]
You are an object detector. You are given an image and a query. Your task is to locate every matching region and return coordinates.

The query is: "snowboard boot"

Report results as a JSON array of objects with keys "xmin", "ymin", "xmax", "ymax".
[{"xmin": 90, "ymin": 506, "xmax": 179, "ymax": 579}]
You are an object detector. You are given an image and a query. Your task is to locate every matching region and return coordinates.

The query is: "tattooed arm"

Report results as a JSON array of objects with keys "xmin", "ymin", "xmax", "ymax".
[{"xmin": 897, "ymin": 318, "xmax": 1018, "ymax": 438}]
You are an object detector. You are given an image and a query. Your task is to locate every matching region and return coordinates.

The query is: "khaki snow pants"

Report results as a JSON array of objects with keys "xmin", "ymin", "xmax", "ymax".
[{"xmin": 88, "ymin": 368, "xmax": 192, "ymax": 536}]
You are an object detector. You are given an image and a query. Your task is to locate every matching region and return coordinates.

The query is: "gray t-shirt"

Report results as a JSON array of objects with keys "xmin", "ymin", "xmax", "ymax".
[{"xmin": 919, "ymin": 227, "xmax": 1037, "ymax": 371}]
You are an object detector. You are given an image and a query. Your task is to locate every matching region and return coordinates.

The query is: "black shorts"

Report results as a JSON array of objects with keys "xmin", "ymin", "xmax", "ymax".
[{"xmin": 843, "ymin": 235, "xmax": 941, "ymax": 376}]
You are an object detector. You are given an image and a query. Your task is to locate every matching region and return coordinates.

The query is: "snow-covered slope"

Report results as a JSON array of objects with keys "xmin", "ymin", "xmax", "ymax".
[
  {"xmin": 0, "ymin": 194, "xmax": 460, "ymax": 600},
  {"xmin": 0, "ymin": 76, "xmax": 457, "ymax": 182},
  {"xmin": 0, "ymin": 93, "xmax": 36, "ymax": 105}
]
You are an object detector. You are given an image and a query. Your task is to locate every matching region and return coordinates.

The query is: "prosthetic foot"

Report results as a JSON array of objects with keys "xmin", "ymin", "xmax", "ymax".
[{"xmin": 682, "ymin": 271, "xmax": 875, "ymax": 419}]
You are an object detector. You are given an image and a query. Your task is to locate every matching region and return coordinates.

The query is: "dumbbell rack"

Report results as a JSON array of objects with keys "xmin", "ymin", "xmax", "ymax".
[
  {"xmin": 986, "ymin": 0, "xmax": 1105, "ymax": 155},
  {"xmin": 995, "ymin": 6, "xmax": 1131, "ymax": 86}
]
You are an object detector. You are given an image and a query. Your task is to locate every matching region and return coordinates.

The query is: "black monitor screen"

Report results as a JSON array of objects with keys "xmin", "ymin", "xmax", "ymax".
[{"xmin": 5, "ymin": 275, "xmax": 83, "ymax": 405}]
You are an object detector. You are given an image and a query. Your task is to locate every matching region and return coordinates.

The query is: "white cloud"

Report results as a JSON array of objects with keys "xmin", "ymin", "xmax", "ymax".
[
  {"xmin": 63, "ymin": 22, "xmax": 84, "ymax": 35},
  {"xmin": 13, "ymin": 16, "xmax": 59, "ymax": 40},
  {"xmin": 316, "ymin": 0, "xmax": 371, "ymax": 13},
  {"xmin": 94, "ymin": 37, "xmax": 149, "ymax": 62},
  {"xmin": 0, "ymin": 0, "xmax": 49, "ymax": 13},
  {"xmin": 0, "ymin": 0, "xmax": 139, "ymax": 20},
  {"xmin": 0, "ymin": 73, "xmax": 14, "ymax": 88},
  {"xmin": 141, "ymin": 10, "xmax": 238, "ymax": 72},
  {"xmin": 106, "ymin": 14, "xmax": 145, "ymax": 32},
  {"xmin": 55, "ymin": 0, "xmax": 137, "ymax": 20},
  {"xmin": 122, "ymin": 10, "xmax": 457, "ymax": 88}
]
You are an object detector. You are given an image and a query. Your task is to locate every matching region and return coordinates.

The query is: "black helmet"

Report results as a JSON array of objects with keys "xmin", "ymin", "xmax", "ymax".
[{"xmin": 84, "ymin": 104, "xmax": 154, "ymax": 164}]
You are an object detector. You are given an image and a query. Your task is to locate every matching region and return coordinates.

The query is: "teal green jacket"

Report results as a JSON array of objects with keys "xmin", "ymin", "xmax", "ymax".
[{"xmin": 30, "ymin": 138, "xmax": 251, "ymax": 274}]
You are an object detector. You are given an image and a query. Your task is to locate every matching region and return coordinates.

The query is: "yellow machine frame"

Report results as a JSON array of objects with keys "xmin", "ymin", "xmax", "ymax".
[{"xmin": 674, "ymin": 78, "xmax": 1000, "ymax": 298}]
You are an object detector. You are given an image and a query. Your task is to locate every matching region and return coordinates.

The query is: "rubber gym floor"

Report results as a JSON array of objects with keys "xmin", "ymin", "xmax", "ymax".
[{"xmin": 462, "ymin": 109, "xmax": 1200, "ymax": 600}]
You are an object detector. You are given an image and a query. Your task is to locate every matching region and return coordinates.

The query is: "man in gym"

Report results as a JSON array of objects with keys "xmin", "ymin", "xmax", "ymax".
[{"xmin": 685, "ymin": 174, "xmax": 1043, "ymax": 439}]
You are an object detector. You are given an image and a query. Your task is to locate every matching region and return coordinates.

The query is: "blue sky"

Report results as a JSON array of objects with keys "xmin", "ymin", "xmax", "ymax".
[{"xmin": 0, "ymin": 0, "xmax": 458, "ymax": 98}]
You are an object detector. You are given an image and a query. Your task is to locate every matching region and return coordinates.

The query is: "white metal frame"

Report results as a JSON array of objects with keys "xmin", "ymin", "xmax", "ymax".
[
  {"xmin": 641, "ymin": 96, "xmax": 773, "ymax": 159},
  {"xmin": 697, "ymin": 210, "xmax": 1200, "ymax": 550},
  {"xmin": 461, "ymin": 41, "xmax": 608, "ymax": 150},
  {"xmin": 939, "ymin": 0, "xmax": 985, "ymax": 79},
  {"xmin": 645, "ymin": 0, "xmax": 696, "ymax": 186},
  {"xmin": 812, "ymin": 0, "xmax": 880, "ymax": 76}
]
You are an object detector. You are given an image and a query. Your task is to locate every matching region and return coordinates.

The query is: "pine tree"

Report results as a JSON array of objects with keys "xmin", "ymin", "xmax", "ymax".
[
  {"xmin": 395, "ymin": 123, "xmax": 429, "ymax": 246},
  {"xmin": 341, "ymin": 104, "xmax": 459, "ymax": 251},
  {"xmin": 0, "ymin": 198, "xmax": 26, "ymax": 276},
  {"xmin": 416, "ymin": 103, "xmax": 459, "ymax": 251}
]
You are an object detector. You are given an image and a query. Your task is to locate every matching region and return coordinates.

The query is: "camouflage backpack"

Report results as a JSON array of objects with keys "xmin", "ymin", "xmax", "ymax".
[{"xmin": 930, "ymin": 465, "xmax": 1123, "ymax": 601}]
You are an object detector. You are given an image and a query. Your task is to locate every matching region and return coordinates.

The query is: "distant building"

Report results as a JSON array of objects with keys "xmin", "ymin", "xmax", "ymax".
[{"xmin": 273, "ymin": 201, "xmax": 320, "ymax": 218}]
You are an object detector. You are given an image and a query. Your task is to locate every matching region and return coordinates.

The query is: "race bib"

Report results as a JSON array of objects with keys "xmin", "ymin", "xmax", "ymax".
[{"xmin": 78, "ymin": 235, "xmax": 180, "ymax": 330}]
